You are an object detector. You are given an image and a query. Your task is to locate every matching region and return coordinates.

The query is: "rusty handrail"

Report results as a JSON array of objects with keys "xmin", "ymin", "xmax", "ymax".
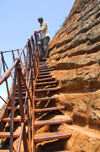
[
  {"xmin": 0, "ymin": 33, "xmax": 35, "ymax": 85},
  {"xmin": 0, "ymin": 32, "xmax": 40, "ymax": 152}
]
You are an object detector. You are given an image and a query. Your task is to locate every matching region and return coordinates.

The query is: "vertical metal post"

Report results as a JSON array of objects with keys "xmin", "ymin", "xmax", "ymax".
[
  {"xmin": 28, "ymin": 39, "xmax": 33, "ymax": 96},
  {"xmin": 34, "ymin": 33, "xmax": 39, "ymax": 74},
  {"xmin": 31, "ymin": 37, "xmax": 36, "ymax": 77},
  {"xmin": 25, "ymin": 53, "xmax": 32, "ymax": 152},
  {"xmin": 17, "ymin": 60, "xmax": 28, "ymax": 152},
  {"xmin": 17, "ymin": 49, "xmax": 22, "ymax": 64},
  {"xmin": 23, "ymin": 50, "xmax": 26, "ymax": 62},
  {"xmin": 0, "ymin": 53, "xmax": 2, "ymax": 78},
  {"xmin": 1, "ymin": 52, "xmax": 10, "ymax": 97},
  {"xmin": 32, "ymin": 81, "xmax": 36, "ymax": 152},
  {"xmin": 12, "ymin": 50, "xmax": 15, "ymax": 62},
  {"xmin": 10, "ymin": 63, "xmax": 17, "ymax": 152}
]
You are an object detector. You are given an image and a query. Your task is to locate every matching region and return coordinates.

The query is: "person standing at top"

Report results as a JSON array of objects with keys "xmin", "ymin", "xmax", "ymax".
[{"xmin": 34, "ymin": 17, "xmax": 50, "ymax": 58}]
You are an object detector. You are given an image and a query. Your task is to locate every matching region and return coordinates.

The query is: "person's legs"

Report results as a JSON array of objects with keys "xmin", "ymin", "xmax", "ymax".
[
  {"xmin": 42, "ymin": 37, "xmax": 49, "ymax": 58},
  {"xmin": 37, "ymin": 39, "xmax": 43, "ymax": 57}
]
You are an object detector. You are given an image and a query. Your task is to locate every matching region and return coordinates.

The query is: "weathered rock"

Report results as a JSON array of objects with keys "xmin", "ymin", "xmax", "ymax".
[{"xmin": 47, "ymin": 1, "xmax": 100, "ymax": 151}]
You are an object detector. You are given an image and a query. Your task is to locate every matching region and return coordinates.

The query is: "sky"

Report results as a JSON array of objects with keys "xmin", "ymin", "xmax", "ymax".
[{"xmin": 0, "ymin": 0, "xmax": 75, "ymax": 108}]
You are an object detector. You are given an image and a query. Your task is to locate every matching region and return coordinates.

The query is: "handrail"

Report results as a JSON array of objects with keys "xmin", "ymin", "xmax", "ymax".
[
  {"xmin": 0, "ymin": 33, "xmax": 35, "ymax": 85},
  {"xmin": 0, "ymin": 31, "xmax": 40, "ymax": 152}
]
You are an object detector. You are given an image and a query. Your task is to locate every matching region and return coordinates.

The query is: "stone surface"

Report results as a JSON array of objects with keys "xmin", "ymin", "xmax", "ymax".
[
  {"xmin": 46, "ymin": 0, "xmax": 100, "ymax": 151},
  {"xmin": 47, "ymin": 0, "xmax": 100, "ymax": 127}
]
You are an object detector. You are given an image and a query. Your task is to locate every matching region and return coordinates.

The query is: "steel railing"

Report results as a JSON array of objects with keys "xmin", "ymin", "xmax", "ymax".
[{"xmin": 0, "ymin": 32, "xmax": 40, "ymax": 152}]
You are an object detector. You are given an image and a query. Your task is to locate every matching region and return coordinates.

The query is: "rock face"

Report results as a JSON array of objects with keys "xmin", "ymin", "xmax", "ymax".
[{"xmin": 47, "ymin": 0, "xmax": 100, "ymax": 151}]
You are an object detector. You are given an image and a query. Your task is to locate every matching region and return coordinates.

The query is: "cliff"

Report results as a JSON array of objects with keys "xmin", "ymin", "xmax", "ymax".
[{"xmin": 47, "ymin": 0, "xmax": 100, "ymax": 151}]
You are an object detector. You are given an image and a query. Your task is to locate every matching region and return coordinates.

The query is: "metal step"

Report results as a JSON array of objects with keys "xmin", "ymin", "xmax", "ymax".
[
  {"xmin": 0, "ymin": 150, "xmax": 9, "ymax": 152},
  {"xmin": 34, "ymin": 118, "xmax": 73, "ymax": 127},
  {"xmin": 37, "ymin": 74, "xmax": 52, "ymax": 78},
  {"xmin": 38, "ymin": 71, "xmax": 52, "ymax": 75},
  {"xmin": 0, "ymin": 132, "xmax": 19, "ymax": 138},
  {"xmin": 54, "ymin": 150, "xmax": 74, "ymax": 152},
  {"xmin": 34, "ymin": 132, "xmax": 72, "ymax": 142},
  {"xmin": 39, "ymin": 66, "xmax": 49, "ymax": 69},
  {"xmin": 7, "ymin": 106, "xmax": 24, "ymax": 110},
  {"xmin": 2, "ymin": 117, "xmax": 27, "ymax": 122},
  {"xmin": 15, "ymin": 92, "xmax": 26, "ymax": 95},
  {"xmin": 34, "ymin": 106, "xmax": 65, "ymax": 113},
  {"xmin": 39, "ymin": 68, "xmax": 54, "ymax": 72},
  {"xmin": 35, "ymin": 96, "xmax": 57, "ymax": 102},
  {"xmin": 35, "ymin": 87, "xmax": 60, "ymax": 92},
  {"xmin": 12, "ymin": 96, "xmax": 25, "ymax": 100},
  {"xmin": 37, "ymin": 77, "xmax": 54, "ymax": 82},
  {"xmin": 36, "ymin": 81, "xmax": 58, "ymax": 86}
]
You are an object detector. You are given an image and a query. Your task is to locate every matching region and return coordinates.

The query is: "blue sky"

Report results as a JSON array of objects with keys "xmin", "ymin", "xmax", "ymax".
[{"xmin": 0, "ymin": 0, "xmax": 75, "ymax": 108}]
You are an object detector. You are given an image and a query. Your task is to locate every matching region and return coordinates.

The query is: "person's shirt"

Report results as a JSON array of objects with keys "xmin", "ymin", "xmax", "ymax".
[{"xmin": 40, "ymin": 22, "xmax": 50, "ymax": 41}]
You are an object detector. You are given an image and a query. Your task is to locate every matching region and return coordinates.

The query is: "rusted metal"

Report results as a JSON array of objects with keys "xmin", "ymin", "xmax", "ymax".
[
  {"xmin": 1, "ymin": 52, "xmax": 10, "ymax": 97},
  {"xmin": 0, "ymin": 132, "xmax": 19, "ymax": 138},
  {"xmin": 28, "ymin": 39, "xmax": 33, "ymax": 96},
  {"xmin": 16, "ymin": 61, "xmax": 28, "ymax": 152},
  {"xmin": 10, "ymin": 63, "xmax": 17, "ymax": 152},
  {"xmin": 17, "ymin": 61, "xmax": 25, "ymax": 122},
  {"xmin": 32, "ymin": 81, "xmax": 36, "ymax": 152},
  {"xmin": 0, "ymin": 32, "xmax": 73, "ymax": 152},
  {"xmin": 17, "ymin": 122, "xmax": 24, "ymax": 152},
  {"xmin": 36, "ymin": 80, "xmax": 58, "ymax": 86},
  {"xmin": 34, "ymin": 106, "xmax": 65, "ymax": 113},
  {"xmin": 0, "ymin": 57, "xmax": 2, "ymax": 78},
  {"xmin": 34, "ymin": 118, "xmax": 73, "ymax": 127},
  {"xmin": 35, "ymin": 87, "xmax": 60, "ymax": 92},
  {"xmin": 12, "ymin": 50, "xmax": 15, "ymax": 62},
  {"xmin": 34, "ymin": 96, "xmax": 57, "ymax": 102},
  {"xmin": 37, "ymin": 77, "xmax": 54, "ymax": 82},
  {"xmin": 0, "ymin": 33, "xmax": 40, "ymax": 151},
  {"xmin": 0, "ymin": 96, "xmax": 7, "ymax": 104},
  {"xmin": 34, "ymin": 132, "xmax": 72, "ymax": 142},
  {"xmin": 20, "ymin": 70, "xmax": 32, "ymax": 104},
  {"xmin": 39, "ymin": 68, "xmax": 54, "ymax": 72},
  {"xmin": 37, "ymin": 74, "xmax": 52, "ymax": 78}
]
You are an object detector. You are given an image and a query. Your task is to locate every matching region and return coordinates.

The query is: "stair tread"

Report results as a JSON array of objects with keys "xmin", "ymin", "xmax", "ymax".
[
  {"xmin": 0, "ymin": 150, "xmax": 9, "ymax": 152},
  {"xmin": 37, "ymin": 77, "xmax": 53, "ymax": 82},
  {"xmin": 0, "ymin": 132, "xmax": 19, "ymax": 138},
  {"xmin": 34, "ymin": 132, "xmax": 72, "ymax": 142},
  {"xmin": 37, "ymin": 74, "xmax": 52, "ymax": 78},
  {"xmin": 54, "ymin": 151, "xmax": 74, "ymax": 152},
  {"xmin": 39, "ymin": 68, "xmax": 54, "ymax": 72},
  {"xmin": 38, "ymin": 71, "xmax": 52, "ymax": 75},
  {"xmin": 7, "ymin": 106, "xmax": 23, "ymax": 110},
  {"xmin": 34, "ymin": 106, "xmax": 65, "ymax": 113},
  {"xmin": 35, "ymin": 96, "xmax": 57, "ymax": 101},
  {"xmin": 2, "ymin": 117, "xmax": 27, "ymax": 122},
  {"xmin": 14, "ymin": 96, "xmax": 25, "ymax": 100},
  {"xmin": 36, "ymin": 81, "xmax": 58, "ymax": 86},
  {"xmin": 34, "ymin": 118, "xmax": 73, "ymax": 127},
  {"xmin": 35, "ymin": 87, "xmax": 60, "ymax": 92}
]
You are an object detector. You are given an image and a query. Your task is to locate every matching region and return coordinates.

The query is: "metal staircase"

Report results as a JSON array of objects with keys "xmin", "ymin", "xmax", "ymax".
[{"xmin": 0, "ymin": 33, "xmax": 73, "ymax": 152}]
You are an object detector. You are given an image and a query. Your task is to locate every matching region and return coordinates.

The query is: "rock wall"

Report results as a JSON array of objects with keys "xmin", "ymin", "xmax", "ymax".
[{"xmin": 47, "ymin": 0, "xmax": 100, "ymax": 129}]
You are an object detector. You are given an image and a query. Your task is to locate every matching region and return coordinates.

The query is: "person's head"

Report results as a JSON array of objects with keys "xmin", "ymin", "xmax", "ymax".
[{"xmin": 38, "ymin": 17, "xmax": 43, "ymax": 25}]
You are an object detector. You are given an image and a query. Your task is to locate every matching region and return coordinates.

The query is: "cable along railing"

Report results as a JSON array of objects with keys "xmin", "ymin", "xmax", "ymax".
[{"xmin": 0, "ymin": 33, "xmax": 40, "ymax": 152}]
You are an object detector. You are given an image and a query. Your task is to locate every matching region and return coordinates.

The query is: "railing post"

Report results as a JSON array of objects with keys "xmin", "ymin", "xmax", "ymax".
[
  {"xmin": 16, "ymin": 60, "xmax": 28, "ymax": 152},
  {"xmin": 0, "ymin": 54, "xmax": 2, "ymax": 78},
  {"xmin": 34, "ymin": 33, "xmax": 39, "ymax": 74},
  {"xmin": 12, "ymin": 50, "xmax": 15, "ymax": 62},
  {"xmin": 1, "ymin": 52, "xmax": 10, "ymax": 97},
  {"xmin": 28, "ymin": 39, "xmax": 33, "ymax": 96},
  {"xmin": 10, "ymin": 62, "xmax": 17, "ymax": 152},
  {"xmin": 17, "ymin": 49, "xmax": 22, "ymax": 64},
  {"xmin": 23, "ymin": 50, "xmax": 26, "ymax": 62}
]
